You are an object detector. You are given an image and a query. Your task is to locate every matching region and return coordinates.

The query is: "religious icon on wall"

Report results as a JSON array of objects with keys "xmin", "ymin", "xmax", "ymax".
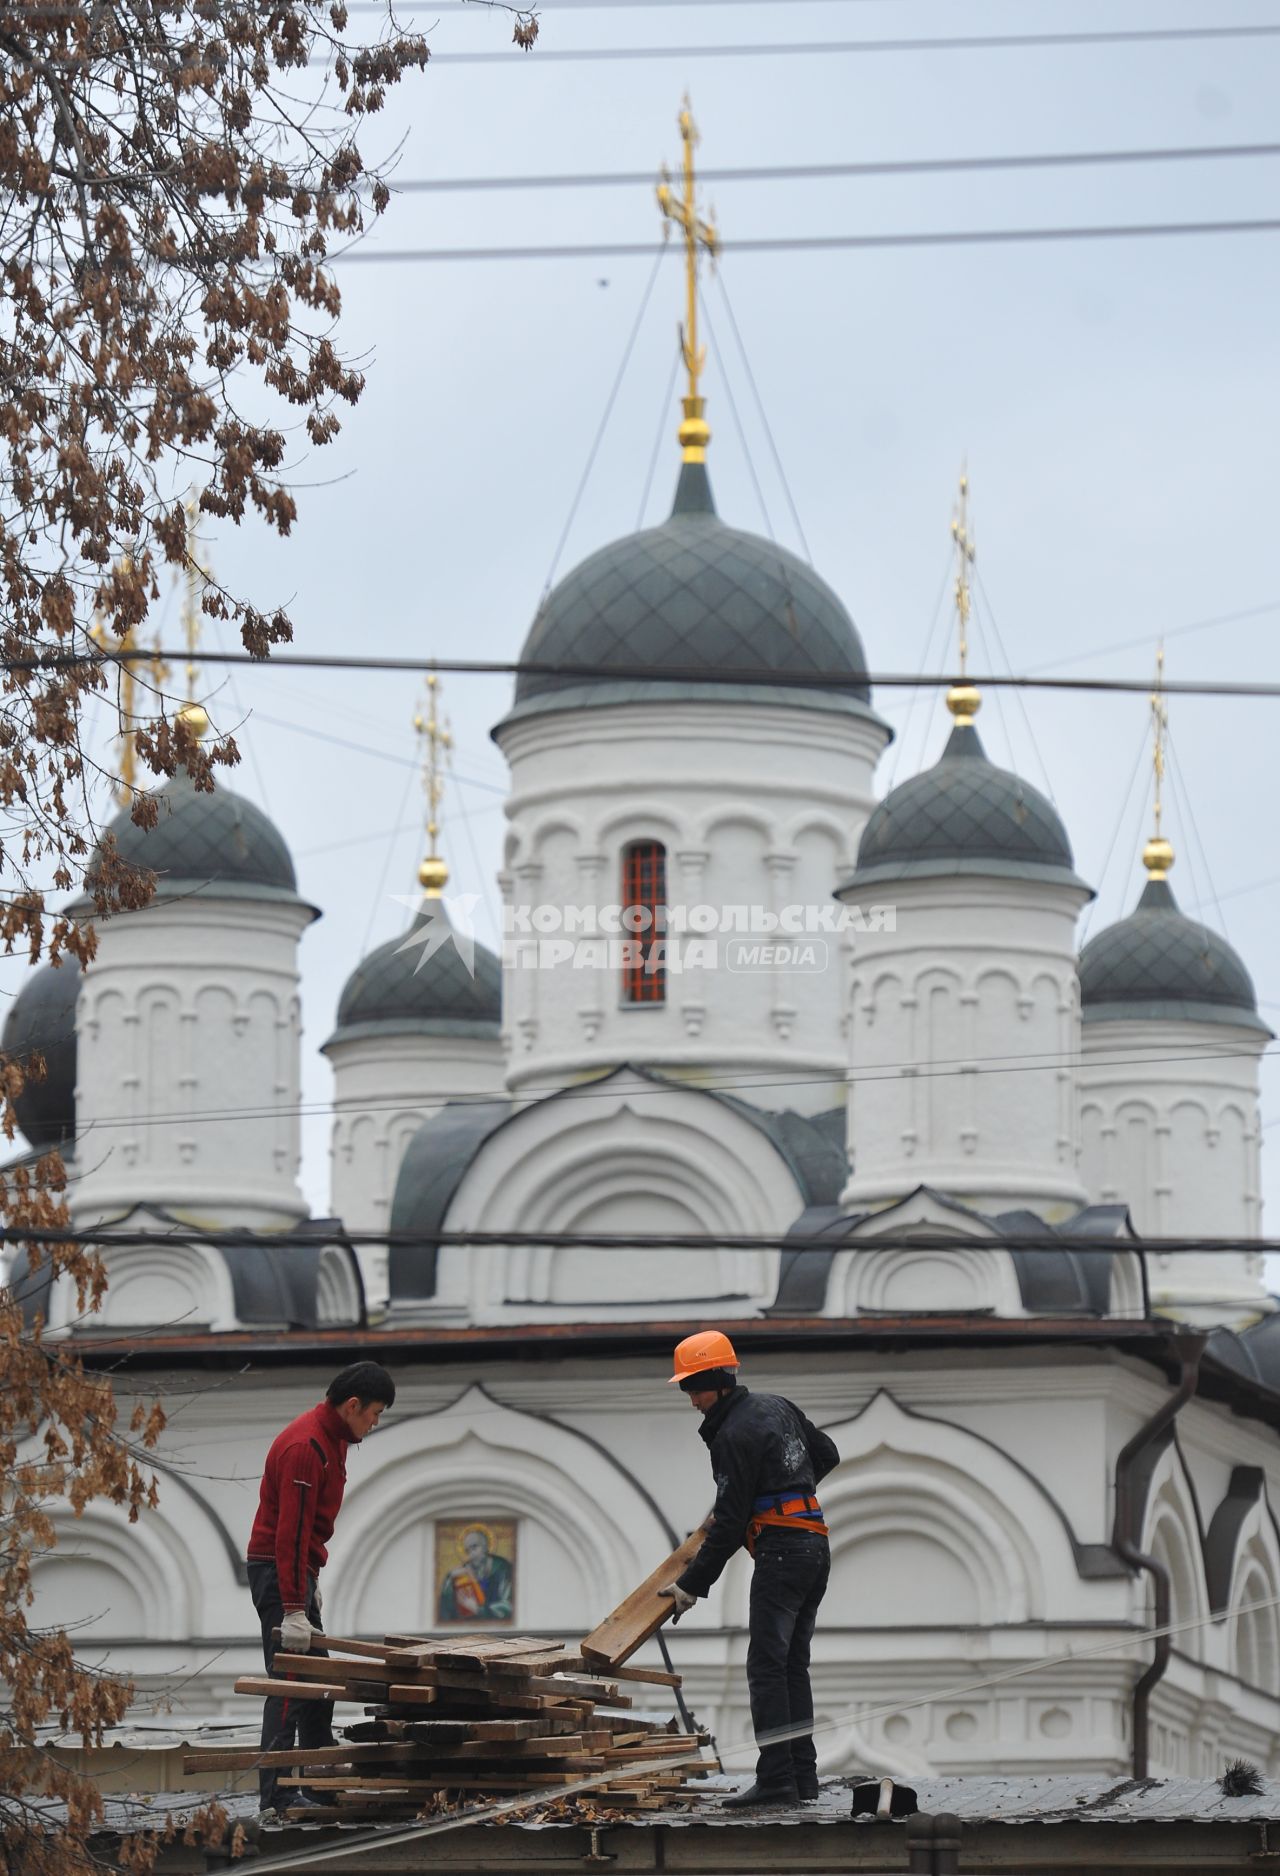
[{"xmin": 435, "ymin": 1519, "xmax": 517, "ymax": 1624}]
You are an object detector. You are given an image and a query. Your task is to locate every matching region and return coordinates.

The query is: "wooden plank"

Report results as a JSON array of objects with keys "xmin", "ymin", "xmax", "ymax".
[
  {"xmin": 232, "ymin": 1676, "xmax": 345, "ymax": 1702},
  {"xmin": 281, "ymin": 1771, "xmax": 602, "ymax": 1790},
  {"xmin": 296, "ymin": 1633, "xmax": 393, "ymax": 1660},
  {"xmin": 605, "ymin": 1661, "xmax": 683, "ymax": 1688},
  {"xmin": 182, "ymin": 1744, "xmax": 423, "ymax": 1773},
  {"xmin": 579, "ymin": 1518, "xmax": 712, "ymax": 1669},
  {"xmin": 272, "ymin": 1652, "xmax": 405, "ymax": 1686}
]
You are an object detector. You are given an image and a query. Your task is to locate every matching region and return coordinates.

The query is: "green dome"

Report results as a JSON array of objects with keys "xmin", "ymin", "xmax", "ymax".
[
  {"xmin": 3, "ymin": 961, "xmax": 78, "ymax": 1148},
  {"xmin": 497, "ymin": 462, "xmax": 878, "ymax": 729},
  {"xmin": 90, "ymin": 771, "xmax": 303, "ymax": 904},
  {"xmin": 1079, "ymin": 875, "xmax": 1268, "ymax": 1031},
  {"xmin": 847, "ymin": 721, "xmax": 1089, "ymax": 891},
  {"xmin": 326, "ymin": 900, "xmax": 501, "ymax": 1049}
]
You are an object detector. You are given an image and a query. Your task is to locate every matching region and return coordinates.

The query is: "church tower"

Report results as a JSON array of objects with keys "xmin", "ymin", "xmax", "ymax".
[
  {"xmin": 1077, "ymin": 655, "xmax": 1270, "ymax": 1322},
  {"xmin": 837, "ymin": 480, "xmax": 1092, "ymax": 1218},
  {"xmin": 325, "ymin": 676, "xmax": 503, "ymax": 1314},
  {"xmin": 492, "ymin": 103, "xmax": 891, "ymax": 1118}
]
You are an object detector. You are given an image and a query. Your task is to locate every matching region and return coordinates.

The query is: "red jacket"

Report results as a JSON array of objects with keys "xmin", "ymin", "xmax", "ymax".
[{"xmin": 247, "ymin": 1401, "xmax": 350, "ymax": 1610}]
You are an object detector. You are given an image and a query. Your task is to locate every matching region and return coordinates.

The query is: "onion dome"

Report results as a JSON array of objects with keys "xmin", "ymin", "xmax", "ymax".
[
  {"xmin": 847, "ymin": 692, "xmax": 1089, "ymax": 892},
  {"xmin": 81, "ymin": 771, "xmax": 308, "ymax": 909},
  {"xmin": 325, "ymin": 897, "xmax": 501, "ymax": 1049},
  {"xmin": 1079, "ymin": 841, "xmax": 1267, "ymax": 1032},
  {"xmin": 495, "ymin": 462, "xmax": 881, "ymax": 731},
  {"xmin": 2, "ymin": 960, "xmax": 79, "ymax": 1148}
]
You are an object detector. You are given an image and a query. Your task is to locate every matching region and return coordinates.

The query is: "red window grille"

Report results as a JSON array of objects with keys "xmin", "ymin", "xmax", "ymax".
[{"xmin": 621, "ymin": 841, "xmax": 667, "ymax": 1005}]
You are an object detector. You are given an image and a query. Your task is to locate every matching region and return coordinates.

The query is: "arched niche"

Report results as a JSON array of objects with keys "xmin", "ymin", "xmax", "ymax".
[
  {"xmin": 822, "ymin": 1193, "xmax": 1025, "ymax": 1319},
  {"xmin": 325, "ymin": 1387, "xmax": 671, "ymax": 1636},
  {"xmin": 435, "ymin": 1072, "xmax": 800, "ymax": 1319},
  {"xmin": 1141, "ymin": 1445, "xmax": 1209, "ymax": 1658},
  {"xmin": 49, "ymin": 1236, "xmax": 238, "ymax": 1335},
  {"xmin": 21, "ymin": 1488, "xmax": 224, "ymax": 1642},
  {"xmin": 717, "ymin": 1392, "xmax": 1073, "ymax": 1630},
  {"xmin": 1224, "ymin": 1496, "xmax": 1280, "ymax": 1692}
]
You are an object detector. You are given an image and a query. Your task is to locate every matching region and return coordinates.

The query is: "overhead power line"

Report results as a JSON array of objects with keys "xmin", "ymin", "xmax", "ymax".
[
  {"xmin": 387, "ymin": 140, "xmax": 1280, "ymax": 194},
  {"xmin": 329, "ymin": 217, "xmax": 1280, "ymax": 263},
  {"xmin": 423, "ymin": 23, "xmax": 1280, "ymax": 62},
  {"xmin": 3, "ymin": 1221, "xmax": 1276, "ymax": 1255},
  {"xmin": 44, "ymin": 649, "xmax": 1280, "ymax": 700}
]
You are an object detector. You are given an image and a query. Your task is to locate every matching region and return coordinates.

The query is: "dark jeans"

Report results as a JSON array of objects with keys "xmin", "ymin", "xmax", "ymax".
[
  {"xmin": 746, "ymin": 1528, "xmax": 830, "ymax": 1789},
  {"xmin": 247, "ymin": 1560, "xmax": 332, "ymax": 1812}
]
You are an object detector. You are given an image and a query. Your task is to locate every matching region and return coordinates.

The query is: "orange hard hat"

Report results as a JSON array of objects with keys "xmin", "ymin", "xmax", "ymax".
[{"xmin": 669, "ymin": 1329, "xmax": 740, "ymax": 1385}]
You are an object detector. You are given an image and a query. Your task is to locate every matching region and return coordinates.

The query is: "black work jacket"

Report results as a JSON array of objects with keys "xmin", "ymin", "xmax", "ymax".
[{"xmin": 676, "ymin": 1386, "xmax": 839, "ymax": 1599}]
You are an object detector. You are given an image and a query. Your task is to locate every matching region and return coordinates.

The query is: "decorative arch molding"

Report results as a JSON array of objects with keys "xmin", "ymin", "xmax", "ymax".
[
  {"xmin": 19, "ymin": 1481, "xmax": 233, "ymax": 1640},
  {"xmin": 1140, "ymin": 1442, "xmax": 1210, "ymax": 1654},
  {"xmin": 436, "ymin": 1070, "xmax": 801, "ymax": 1318},
  {"xmin": 524, "ymin": 813, "xmax": 587, "ymax": 857},
  {"xmin": 594, "ymin": 803, "xmax": 685, "ymax": 848},
  {"xmin": 1203, "ymin": 1468, "xmax": 1280, "ymax": 1689},
  {"xmin": 49, "ymin": 1237, "xmax": 238, "ymax": 1335},
  {"xmin": 692, "ymin": 806, "xmax": 778, "ymax": 846},
  {"xmin": 823, "ymin": 1191, "xmax": 1026, "ymax": 1319},
  {"xmin": 720, "ymin": 1391, "xmax": 1083, "ymax": 1629},
  {"xmin": 777, "ymin": 808, "xmax": 851, "ymax": 853},
  {"xmin": 326, "ymin": 1386, "xmax": 671, "ymax": 1634},
  {"xmin": 317, "ymin": 1243, "xmax": 363, "ymax": 1324}
]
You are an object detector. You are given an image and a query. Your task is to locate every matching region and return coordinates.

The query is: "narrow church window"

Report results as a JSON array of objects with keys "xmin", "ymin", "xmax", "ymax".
[{"xmin": 621, "ymin": 840, "xmax": 667, "ymax": 1004}]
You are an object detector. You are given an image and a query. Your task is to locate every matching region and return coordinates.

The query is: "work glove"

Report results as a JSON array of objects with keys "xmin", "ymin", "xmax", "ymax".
[
  {"xmin": 280, "ymin": 1608, "xmax": 315, "ymax": 1655},
  {"xmin": 313, "ymin": 1584, "xmax": 323, "ymax": 1622},
  {"xmin": 659, "ymin": 1582, "xmax": 695, "ymax": 1624}
]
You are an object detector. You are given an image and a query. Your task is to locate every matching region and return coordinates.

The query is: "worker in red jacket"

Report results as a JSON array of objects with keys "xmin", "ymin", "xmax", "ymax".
[{"xmin": 246, "ymin": 1361, "xmax": 396, "ymax": 1822}]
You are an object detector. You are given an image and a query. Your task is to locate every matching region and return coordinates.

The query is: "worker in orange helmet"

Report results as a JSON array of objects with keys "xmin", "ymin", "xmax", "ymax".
[{"xmin": 659, "ymin": 1330, "xmax": 839, "ymax": 1808}]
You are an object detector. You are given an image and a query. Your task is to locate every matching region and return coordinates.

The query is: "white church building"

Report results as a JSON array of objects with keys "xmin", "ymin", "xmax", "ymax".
[{"xmin": 10, "ymin": 379, "xmax": 1280, "ymax": 1787}]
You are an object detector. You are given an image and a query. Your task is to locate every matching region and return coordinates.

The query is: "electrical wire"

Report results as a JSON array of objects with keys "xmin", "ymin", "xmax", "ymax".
[
  {"xmin": 4, "ymin": 1217, "xmax": 1278, "ymax": 1255},
  {"xmin": 541, "ymin": 240, "xmax": 668, "ymax": 596},
  {"xmin": 418, "ymin": 23, "xmax": 1280, "ymax": 62},
  {"xmin": 715, "ymin": 268, "xmax": 812, "ymax": 564},
  {"xmin": 331, "ymin": 217, "xmax": 1280, "ymax": 264},
  {"xmin": 42, "ymin": 648, "xmax": 1280, "ymax": 699},
  {"xmin": 386, "ymin": 140, "xmax": 1280, "ymax": 195}
]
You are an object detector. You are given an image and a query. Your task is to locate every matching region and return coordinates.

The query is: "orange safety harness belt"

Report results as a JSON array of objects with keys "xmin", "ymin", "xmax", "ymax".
[{"xmin": 746, "ymin": 1492, "xmax": 828, "ymax": 1557}]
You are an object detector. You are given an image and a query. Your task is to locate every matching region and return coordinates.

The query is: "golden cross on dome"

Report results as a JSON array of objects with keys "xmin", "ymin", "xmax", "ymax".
[
  {"xmin": 90, "ymin": 555, "xmax": 169, "ymax": 804},
  {"xmin": 413, "ymin": 672, "xmax": 453, "ymax": 898},
  {"xmin": 179, "ymin": 492, "xmax": 211, "ymax": 739},
  {"xmin": 657, "ymin": 97, "xmax": 719, "ymax": 464},
  {"xmin": 1145, "ymin": 642, "xmax": 1174, "ymax": 879},
  {"xmin": 946, "ymin": 468, "xmax": 981, "ymax": 728}
]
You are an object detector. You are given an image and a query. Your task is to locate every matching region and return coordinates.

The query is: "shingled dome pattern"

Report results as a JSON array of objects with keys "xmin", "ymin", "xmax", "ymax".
[
  {"xmin": 851, "ymin": 722, "xmax": 1084, "ymax": 888},
  {"xmin": 97, "ymin": 771, "xmax": 299, "ymax": 898},
  {"xmin": 1079, "ymin": 876, "xmax": 1265, "ymax": 1029},
  {"xmin": 508, "ymin": 462, "xmax": 871, "ymax": 718},
  {"xmin": 3, "ymin": 960, "xmax": 79, "ymax": 1148},
  {"xmin": 327, "ymin": 904, "xmax": 501, "ymax": 1047}
]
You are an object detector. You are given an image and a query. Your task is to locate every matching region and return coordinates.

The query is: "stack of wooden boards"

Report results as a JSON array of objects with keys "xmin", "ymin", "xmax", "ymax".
[{"xmin": 197, "ymin": 1631, "xmax": 718, "ymax": 1822}]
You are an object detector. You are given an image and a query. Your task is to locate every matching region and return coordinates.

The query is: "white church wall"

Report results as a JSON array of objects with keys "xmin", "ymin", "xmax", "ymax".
[
  {"xmin": 844, "ymin": 876, "xmax": 1089, "ymax": 1218},
  {"xmin": 496, "ymin": 697, "xmax": 885, "ymax": 1115},
  {"xmin": 72, "ymin": 896, "xmax": 312, "ymax": 1229},
  {"xmin": 327, "ymin": 1029, "xmax": 505, "ymax": 1314},
  {"xmin": 1079, "ymin": 1016, "xmax": 1268, "ymax": 1322}
]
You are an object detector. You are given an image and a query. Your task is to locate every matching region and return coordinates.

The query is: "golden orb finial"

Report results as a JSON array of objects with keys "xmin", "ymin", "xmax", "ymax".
[
  {"xmin": 1143, "ymin": 835, "xmax": 1174, "ymax": 880},
  {"xmin": 418, "ymin": 853, "xmax": 449, "ymax": 897},
  {"xmin": 179, "ymin": 700, "xmax": 210, "ymax": 738},
  {"xmin": 657, "ymin": 97, "xmax": 718, "ymax": 464},
  {"xmin": 946, "ymin": 683, "xmax": 982, "ymax": 726}
]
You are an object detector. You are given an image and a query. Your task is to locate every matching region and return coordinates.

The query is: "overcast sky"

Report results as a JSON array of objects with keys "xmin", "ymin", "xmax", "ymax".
[{"xmin": 17, "ymin": 0, "xmax": 1280, "ymax": 1240}]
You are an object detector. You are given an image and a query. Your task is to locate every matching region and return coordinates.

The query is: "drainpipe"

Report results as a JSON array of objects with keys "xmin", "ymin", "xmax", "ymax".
[{"xmin": 1110, "ymin": 1331, "xmax": 1204, "ymax": 1777}]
